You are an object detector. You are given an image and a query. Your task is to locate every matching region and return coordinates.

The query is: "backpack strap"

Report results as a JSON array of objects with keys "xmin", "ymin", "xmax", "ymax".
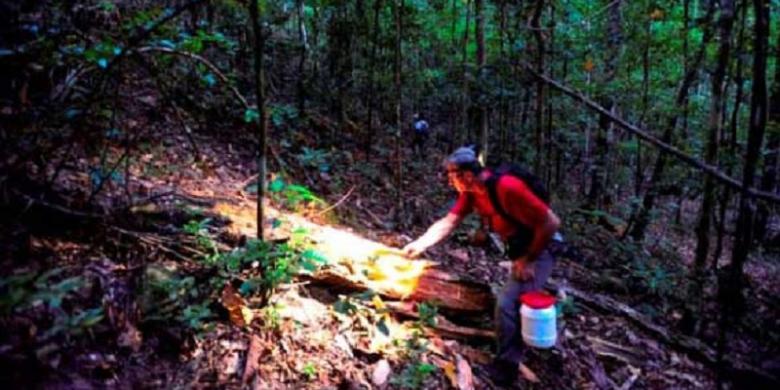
[{"xmin": 484, "ymin": 173, "xmax": 522, "ymax": 228}]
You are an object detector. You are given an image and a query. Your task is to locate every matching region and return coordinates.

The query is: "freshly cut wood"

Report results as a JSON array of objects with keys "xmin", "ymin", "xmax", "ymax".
[
  {"xmin": 455, "ymin": 354, "xmax": 475, "ymax": 390},
  {"xmin": 385, "ymin": 301, "xmax": 494, "ymax": 340},
  {"xmin": 211, "ymin": 201, "xmax": 494, "ymax": 312},
  {"xmin": 297, "ymin": 220, "xmax": 494, "ymax": 312}
]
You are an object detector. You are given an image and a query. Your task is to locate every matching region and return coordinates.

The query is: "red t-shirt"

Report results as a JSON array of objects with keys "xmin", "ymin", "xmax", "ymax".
[{"xmin": 449, "ymin": 170, "xmax": 549, "ymax": 240}]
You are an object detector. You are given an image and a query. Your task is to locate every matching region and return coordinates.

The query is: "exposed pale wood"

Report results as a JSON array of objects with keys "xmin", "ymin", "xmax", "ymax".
[
  {"xmin": 314, "ymin": 267, "xmax": 494, "ymax": 313},
  {"xmin": 384, "ymin": 301, "xmax": 494, "ymax": 340},
  {"xmin": 586, "ymin": 336, "xmax": 643, "ymax": 367}
]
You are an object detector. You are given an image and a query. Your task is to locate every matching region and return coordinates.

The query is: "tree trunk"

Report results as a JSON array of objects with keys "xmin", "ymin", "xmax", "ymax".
[
  {"xmin": 628, "ymin": 2, "xmax": 716, "ymax": 241},
  {"xmin": 295, "ymin": 0, "xmax": 307, "ymax": 114},
  {"xmin": 497, "ymin": 0, "xmax": 508, "ymax": 160},
  {"xmin": 394, "ymin": 0, "xmax": 403, "ymax": 212},
  {"xmin": 717, "ymin": 1, "xmax": 769, "ymax": 387},
  {"xmin": 364, "ymin": 0, "xmax": 382, "ymax": 156},
  {"xmin": 755, "ymin": 23, "xmax": 780, "ymax": 243},
  {"xmin": 475, "ymin": 0, "xmax": 487, "ymax": 163},
  {"xmin": 692, "ymin": 0, "xmax": 734, "ymax": 336},
  {"xmin": 545, "ymin": 2, "xmax": 556, "ymax": 187},
  {"xmin": 532, "ymin": 0, "xmax": 545, "ymax": 173},
  {"xmin": 637, "ymin": 0, "xmax": 652, "ymax": 196},
  {"xmin": 459, "ymin": 0, "xmax": 472, "ymax": 145},
  {"xmin": 714, "ymin": 0, "xmax": 748, "ymax": 266},
  {"xmin": 588, "ymin": 0, "xmax": 621, "ymax": 209},
  {"xmin": 249, "ymin": 0, "xmax": 267, "ymax": 241}
]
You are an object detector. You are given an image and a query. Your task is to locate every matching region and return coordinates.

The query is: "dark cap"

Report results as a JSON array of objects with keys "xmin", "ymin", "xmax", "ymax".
[{"xmin": 447, "ymin": 146, "xmax": 479, "ymax": 166}]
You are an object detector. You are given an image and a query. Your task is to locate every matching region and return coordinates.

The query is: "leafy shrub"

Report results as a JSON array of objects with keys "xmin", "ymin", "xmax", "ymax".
[
  {"xmin": 266, "ymin": 177, "xmax": 326, "ymax": 210},
  {"xmin": 0, "ymin": 269, "xmax": 103, "ymax": 344}
]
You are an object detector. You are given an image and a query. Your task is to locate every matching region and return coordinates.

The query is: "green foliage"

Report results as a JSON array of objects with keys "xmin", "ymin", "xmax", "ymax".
[
  {"xmin": 232, "ymin": 237, "xmax": 328, "ymax": 300},
  {"xmin": 266, "ymin": 176, "xmax": 326, "ymax": 210},
  {"xmin": 297, "ymin": 147, "xmax": 331, "ymax": 173},
  {"xmin": 0, "ymin": 270, "xmax": 102, "ymax": 343},
  {"xmin": 42, "ymin": 307, "xmax": 105, "ymax": 342},
  {"xmin": 0, "ymin": 269, "xmax": 86, "ymax": 314},
  {"xmin": 142, "ymin": 268, "xmax": 199, "ymax": 322},
  {"xmin": 179, "ymin": 302, "xmax": 214, "ymax": 332},
  {"xmin": 416, "ymin": 301, "xmax": 438, "ymax": 328},
  {"xmin": 301, "ymin": 362, "xmax": 318, "ymax": 381},
  {"xmin": 244, "ymin": 108, "xmax": 260, "ymax": 123},
  {"xmin": 260, "ymin": 303, "xmax": 282, "ymax": 330},
  {"xmin": 269, "ymin": 104, "xmax": 300, "ymax": 128},
  {"xmin": 392, "ymin": 362, "xmax": 437, "ymax": 389},
  {"xmin": 183, "ymin": 218, "xmax": 220, "ymax": 264},
  {"xmin": 556, "ymin": 295, "xmax": 578, "ymax": 317},
  {"xmin": 629, "ymin": 258, "xmax": 676, "ymax": 298}
]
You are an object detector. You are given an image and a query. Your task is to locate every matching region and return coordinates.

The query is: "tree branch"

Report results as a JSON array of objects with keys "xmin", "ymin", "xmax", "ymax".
[
  {"xmin": 524, "ymin": 64, "xmax": 780, "ymax": 204},
  {"xmin": 136, "ymin": 46, "xmax": 249, "ymax": 109}
]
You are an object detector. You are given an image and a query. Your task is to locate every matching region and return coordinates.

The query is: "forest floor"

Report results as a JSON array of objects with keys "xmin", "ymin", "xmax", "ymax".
[{"xmin": 1, "ymin": 102, "xmax": 778, "ymax": 389}]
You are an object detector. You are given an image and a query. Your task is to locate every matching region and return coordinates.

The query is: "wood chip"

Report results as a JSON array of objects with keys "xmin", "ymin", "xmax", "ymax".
[
  {"xmin": 455, "ymin": 354, "xmax": 475, "ymax": 390},
  {"xmin": 372, "ymin": 359, "xmax": 391, "ymax": 387},
  {"xmin": 519, "ymin": 363, "xmax": 540, "ymax": 383},
  {"xmin": 242, "ymin": 335, "xmax": 263, "ymax": 384}
]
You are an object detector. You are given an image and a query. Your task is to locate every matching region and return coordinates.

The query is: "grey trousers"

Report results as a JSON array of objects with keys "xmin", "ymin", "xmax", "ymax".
[{"xmin": 495, "ymin": 250, "xmax": 556, "ymax": 364}]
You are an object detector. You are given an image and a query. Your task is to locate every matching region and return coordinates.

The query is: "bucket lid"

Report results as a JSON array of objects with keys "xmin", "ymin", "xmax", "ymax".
[{"xmin": 519, "ymin": 291, "xmax": 556, "ymax": 309}]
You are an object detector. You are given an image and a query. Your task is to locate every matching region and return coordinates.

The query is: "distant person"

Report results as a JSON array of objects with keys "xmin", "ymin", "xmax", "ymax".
[
  {"xmin": 402, "ymin": 145, "xmax": 561, "ymax": 387},
  {"xmin": 412, "ymin": 113, "xmax": 429, "ymax": 155}
]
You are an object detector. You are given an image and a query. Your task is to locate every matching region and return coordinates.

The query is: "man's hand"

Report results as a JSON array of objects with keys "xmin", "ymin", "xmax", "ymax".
[
  {"xmin": 512, "ymin": 257, "xmax": 535, "ymax": 281},
  {"xmin": 402, "ymin": 241, "xmax": 427, "ymax": 258}
]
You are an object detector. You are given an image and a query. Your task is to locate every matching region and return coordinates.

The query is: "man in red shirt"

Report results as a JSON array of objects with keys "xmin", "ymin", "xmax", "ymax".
[{"xmin": 402, "ymin": 146, "xmax": 561, "ymax": 386}]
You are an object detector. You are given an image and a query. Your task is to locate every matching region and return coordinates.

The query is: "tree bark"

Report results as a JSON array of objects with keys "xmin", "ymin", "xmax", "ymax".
[
  {"xmin": 459, "ymin": 0, "xmax": 472, "ymax": 144},
  {"xmin": 717, "ymin": 1, "xmax": 769, "ymax": 387},
  {"xmin": 295, "ymin": 0, "xmax": 307, "ymax": 114},
  {"xmin": 692, "ymin": 0, "xmax": 734, "ymax": 335},
  {"xmin": 755, "ymin": 21, "xmax": 780, "ymax": 242},
  {"xmin": 475, "ymin": 0, "xmax": 488, "ymax": 162},
  {"xmin": 714, "ymin": 0, "xmax": 748, "ymax": 265},
  {"xmin": 249, "ymin": 0, "xmax": 267, "ymax": 241},
  {"xmin": 628, "ymin": 2, "xmax": 716, "ymax": 241},
  {"xmin": 364, "ymin": 0, "xmax": 382, "ymax": 156},
  {"xmin": 589, "ymin": 0, "xmax": 621, "ymax": 209},
  {"xmin": 532, "ymin": 0, "xmax": 545, "ymax": 173},
  {"xmin": 394, "ymin": 0, "xmax": 403, "ymax": 212}
]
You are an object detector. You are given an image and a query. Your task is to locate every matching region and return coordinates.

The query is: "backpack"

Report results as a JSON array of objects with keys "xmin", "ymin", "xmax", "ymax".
[
  {"xmin": 485, "ymin": 163, "xmax": 550, "ymax": 210},
  {"xmin": 482, "ymin": 164, "xmax": 550, "ymax": 257}
]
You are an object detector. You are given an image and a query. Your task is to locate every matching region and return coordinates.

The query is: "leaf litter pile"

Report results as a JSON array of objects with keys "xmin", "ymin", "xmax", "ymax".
[{"xmin": 1, "ymin": 120, "xmax": 750, "ymax": 389}]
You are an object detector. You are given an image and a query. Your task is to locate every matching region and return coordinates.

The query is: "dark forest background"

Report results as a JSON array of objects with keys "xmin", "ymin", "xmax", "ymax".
[{"xmin": 0, "ymin": 0, "xmax": 778, "ymax": 388}]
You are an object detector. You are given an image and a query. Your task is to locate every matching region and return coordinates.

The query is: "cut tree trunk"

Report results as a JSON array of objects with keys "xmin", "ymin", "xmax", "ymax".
[{"xmin": 314, "ymin": 265, "xmax": 494, "ymax": 313}]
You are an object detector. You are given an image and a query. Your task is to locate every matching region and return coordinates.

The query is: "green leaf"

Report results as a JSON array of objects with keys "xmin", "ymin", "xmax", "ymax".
[
  {"xmin": 244, "ymin": 108, "xmax": 259, "ymax": 123},
  {"xmin": 333, "ymin": 298, "xmax": 357, "ymax": 315},
  {"xmin": 376, "ymin": 317, "xmax": 390, "ymax": 336},
  {"xmin": 268, "ymin": 177, "xmax": 285, "ymax": 192},
  {"xmin": 301, "ymin": 249, "xmax": 328, "ymax": 264}
]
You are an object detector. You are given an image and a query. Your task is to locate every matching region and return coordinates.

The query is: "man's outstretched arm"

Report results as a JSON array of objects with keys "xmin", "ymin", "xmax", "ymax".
[{"xmin": 402, "ymin": 212, "xmax": 463, "ymax": 258}]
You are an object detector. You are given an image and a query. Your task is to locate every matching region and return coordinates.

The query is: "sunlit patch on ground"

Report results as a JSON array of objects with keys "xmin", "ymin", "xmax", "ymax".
[{"xmin": 211, "ymin": 201, "xmax": 434, "ymax": 299}]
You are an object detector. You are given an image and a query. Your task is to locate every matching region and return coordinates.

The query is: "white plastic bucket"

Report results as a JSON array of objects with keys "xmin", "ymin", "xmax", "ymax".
[{"xmin": 519, "ymin": 291, "xmax": 557, "ymax": 348}]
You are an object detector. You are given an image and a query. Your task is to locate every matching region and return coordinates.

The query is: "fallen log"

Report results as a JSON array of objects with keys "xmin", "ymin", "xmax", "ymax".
[
  {"xmin": 289, "ymin": 216, "xmax": 494, "ymax": 312},
  {"xmin": 209, "ymin": 201, "xmax": 495, "ymax": 313},
  {"xmin": 315, "ymin": 266, "xmax": 494, "ymax": 313}
]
